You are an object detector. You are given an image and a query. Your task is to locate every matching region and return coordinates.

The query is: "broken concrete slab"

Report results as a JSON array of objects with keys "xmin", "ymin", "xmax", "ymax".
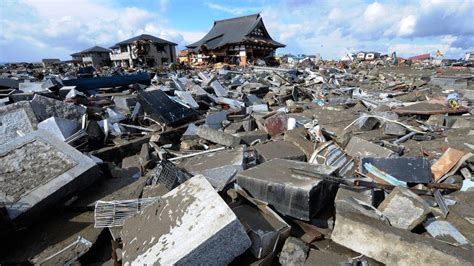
[
  {"xmin": 279, "ymin": 237, "xmax": 308, "ymax": 266},
  {"xmin": 177, "ymin": 145, "xmax": 245, "ymax": 191},
  {"xmin": 237, "ymin": 159, "xmax": 338, "ymax": 221},
  {"xmin": 121, "ymin": 175, "xmax": 251, "ymax": 265},
  {"xmin": 345, "ymin": 136, "xmax": 396, "ymax": 159},
  {"xmin": 0, "ymin": 130, "xmax": 98, "ymax": 221},
  {"xmin": 331, "ymin": 203, "xmax": 474, "ymax": 265},
  {"xmin": 197, "ymin": 126, "xmax": 241, "ymax": 147},
  {"xmin": 37, "ymin": 116, "xmax": 78, "ymax": 141},
  {"xmin": 30, "ymin": 94, "xmax": 86, "ymax": 122},
  {"xmin": 377, "ymin": 187, "xmax": 431, "ymax": 230},
  {"xmin": 254, "ymin": 140, "xmax": 306, "ymax": 163},
  {"xmin": 0, "ymin": 101, "xmax": 38, "ymax": 145},
  {"xmin": 284, "ymin": 128, "xmax": 314, "ymax": 159}
]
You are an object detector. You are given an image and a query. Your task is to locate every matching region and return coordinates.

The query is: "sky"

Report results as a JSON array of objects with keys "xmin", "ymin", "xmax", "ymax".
[{"xmin": 0, "ymin": 0, "xmax": 473, "ymax": 62}]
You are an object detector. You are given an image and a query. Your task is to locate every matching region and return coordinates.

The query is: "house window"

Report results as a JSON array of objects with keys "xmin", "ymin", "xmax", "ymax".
[{"xmin": 156, "ymin": 44, "xmax": 165, "ymax": 52}]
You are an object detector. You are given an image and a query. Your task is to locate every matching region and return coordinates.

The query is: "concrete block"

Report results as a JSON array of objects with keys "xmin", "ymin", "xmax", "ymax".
[
  {"xmin": 237, "ymin": 159, "xmax": 338, "ymax": 221},
  {"xmin": 177, "ymin": 145, "xmax": 245, "ymax": 191},
  {"xmin": 377, "ymin": 187, "xmax": 431, "ymax": 230},
  {"xmin": 121, "ymin": 155, "xmax": 142, "ymax": 179},
  {"xmin": 121, "ymin": 175, "xmax": 251, "ymax": 265},
  {"xmin": 232, "ymin": 203, "xmax": 290, "ymax": 259},
  {"xmin": 0, "ymin": 130, "xmax": 98, "ymax": 220},
  {"xmin": 331, "ymin": 203, "xmax": 474, "ymax": 265},
  {"xmin": 37, "ymin": 116, "xmax": 78, "ymax": 141},
  {"xmin": 197, "ymin": 126, "xmax": 241, "ymax": 147},
  {"xmin": 279, "ymin": 237, "xmax": 308, "ymax": 266},
  {"xmin": 262, "ymin": 112, "xmax": 287, "ymax": 136},
  {"xmin": 0, "ymin": 101, "xmax": 38, "ymax": 145},
  {"xmin": 254, "ymin": 140, "xmax": 306, "ymax": 163},
  {"xmin": 235, "ymin": 130, "xmax": 268, "ymax": 145},
  {"xmin": 30, "ymin": 94, "xmax": 86, "ymax": 122}
]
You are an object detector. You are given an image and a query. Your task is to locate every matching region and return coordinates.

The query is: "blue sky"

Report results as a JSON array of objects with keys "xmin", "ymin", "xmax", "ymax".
[{"xmin": 1, "ymin": 0, "xmax": 473, "ymax": 62}]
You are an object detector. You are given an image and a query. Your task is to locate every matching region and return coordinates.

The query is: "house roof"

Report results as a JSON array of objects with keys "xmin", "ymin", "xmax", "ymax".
[
  {"xmin": 113, "ymin": 34, "xmax": 177, "ymax": 47},
  {"xmin": 408, "ymin": 53, "xmax": 431, "ymax": 61},
  {"xmin": 70, "ymin": 46, "xmax": 110, "ymax": 56},
  {"xmin": 186, "ymin": 13, "xmax": 285, "ymax": 50}
]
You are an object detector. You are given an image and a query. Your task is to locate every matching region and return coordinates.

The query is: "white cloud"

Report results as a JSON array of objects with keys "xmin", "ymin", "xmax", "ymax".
[
  {"xmin": 205, "ymin": 2, "xmax": 260, "ymax": 15},
  {"xmin": 0, "ymin": 0, "xmax": 204, "ymax": 61},
  {"xmin": 397, "ymin": 15, "xmax": 417, "ymax": 36}
]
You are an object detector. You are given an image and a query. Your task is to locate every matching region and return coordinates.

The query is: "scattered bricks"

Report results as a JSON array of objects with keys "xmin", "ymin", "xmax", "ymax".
[
  {"xmin": 254, "ymin": 140, "xmax": 306, "ymax": 163},
  {"xmin": 0, "ymin": 130, "xmax": 98, "ymax": 221},
  {"xmin": 0, "ymin": 101, "xmax": 38, "ymax": 145},
  {"xmin": 121, "ymin": 175, "xmax": 251, "ymax": 265},
  {"xmin": 377, "ymin": 187, "xmax": 431, "ymax": 230},
  {"xmin": 197, "ymin": 126, "xmax": 241, "ymax": 147},
  {"xmin": 234, "ymin": 130, "xmax": 268, "ymax": 145},
  {"xmin": 263, "ymin": 112, "xmax": 287, "ymax": 136},
  {"xmin": 237, "ymin": 159, "xmax": 338, "ymax": 221},
  {"xmin": 331, "ymin": 202, "xmax": 473, "ymax": 265},
  {"xmin": 279, "ymin": 237, "xmax": 308, "ymax": 266},
  {"xmin": 30, "ymin": 94, "xmax": 86, "ymax": 122},
  {"xmin": 284, "ymin": 128, "xmax": 315, "ymax": 159},
  {"xmin": 177, "ymin": 145, "xmax": 245, "ymax": 191}
]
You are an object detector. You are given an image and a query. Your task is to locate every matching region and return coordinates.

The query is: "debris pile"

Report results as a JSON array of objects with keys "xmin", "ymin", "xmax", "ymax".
[{"xmin": 1, "ymin": 62, "xmax": 474, "ymax": 264}]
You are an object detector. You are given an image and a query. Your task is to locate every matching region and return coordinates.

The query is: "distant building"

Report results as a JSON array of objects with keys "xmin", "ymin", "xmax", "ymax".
[
  {"xmin": 356, "ymin": 51, "xmax": 381, "ymax": 61},
  {"xmin": 109, "ymin": 34, "xmax": 177, "ymax": 67},
  {"xmin": 42, "ymin": 58, "xmax": 60, "ymax": 67},
  {"xmin": 408, "ymin": 53, "xmax": 431, "ymax": 62},
  {"xmin": 70, "ymin": 46, "xmax": 111, "ymax": 67},
  {"xmin": 465, "ymin": 51, "xmax": 474, "ymax": 61},
  {"xmin": 186, "ymin": 14, "xmax": 285, "ymax": 65}
]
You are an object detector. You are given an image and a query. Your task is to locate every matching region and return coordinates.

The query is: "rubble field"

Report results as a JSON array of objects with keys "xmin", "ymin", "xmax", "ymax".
[{"xmin": 1, "ymin": 59, "xmax": 474, "ymax": 265}]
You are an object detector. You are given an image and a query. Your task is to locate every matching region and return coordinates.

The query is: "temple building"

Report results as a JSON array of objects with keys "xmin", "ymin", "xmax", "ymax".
[{"xmin": 186, "ymin": 14, "xmax": 285, "ymax": 65}]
